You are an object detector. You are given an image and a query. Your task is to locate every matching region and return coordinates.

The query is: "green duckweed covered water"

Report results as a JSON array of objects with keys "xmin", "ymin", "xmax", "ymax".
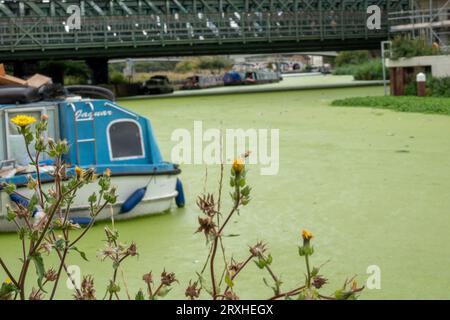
[{"xmin": 1, "ymin": 84, "xmax": 450, "ymax": 299}]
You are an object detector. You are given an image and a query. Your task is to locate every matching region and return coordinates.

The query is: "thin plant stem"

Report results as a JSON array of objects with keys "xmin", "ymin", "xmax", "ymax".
[
  {"xmin": 269, "ymin": 285, "xmax": 306, "ymax": 300},
  {"xmin": 0, "ymin": 258, "xmax": 19, "ymax": 288},
  {"xmin": 305, "ymin": 254, "xmax": 312, "ymax": 288},
  {"xmin": 49, "ymin": 248, "xmax": 68, "ymax": 300}
]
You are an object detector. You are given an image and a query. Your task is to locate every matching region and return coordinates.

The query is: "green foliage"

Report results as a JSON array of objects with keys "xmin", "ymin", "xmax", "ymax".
[
  {"xmin": 404, "ymin": 81, "xmax": 418, "ymax": 96},
  {"xmin": 331, "ymin": 96, "xmax": 450, "ymax": 115},
  {"xmin": 0, "ymin": 282, "xmax": 18, "ymax": 300},
  {"xmin": 353, "ymin": 59, "xmax": 385, "ymax": 81},
  {"xmin": 427, "ymin": 77, "xmax": 450, "ymax": 97},
  {"xmin": 175, "ymin": 56, "xmax": 233, "ymax": 73},
  {"xmin": 72, "ymin": 247, "xmax": 89, "ymax": 262},
  {"xmin": 224, "ymin": 273, "xmax": 234, "ymax": 289},
  {"xmin": 109, "ymin": 63, "xmax": 125, "ymax": 74},
  {"xmin": 109, "ymin": 61, "xmax": 178, "ymax": 74},
  {"xmin": 175, "ymin": 59, "xmax": 197, "ymax": 73},
  {"xmin": 1, "ymin": 115, "xmax": 118, "ymax": 300},
  {"xmin": 109, "ymin": 71, "xmax": 127, "ymax": 84},
  {"xmin": 335, "ymin": 51, "xmax": 370, "ymax": 67},
  {"xmin": 399, "ymin": 76, "xmax": 450, "ymax": 98},
  {"xmin": 135, "ymin": 290, "xmax": 145, "ymax": 300},
  {"xmin": 390, "ymin": 36, "xmax": 438, "ymax": 60},
  {"xmin": 298, "ymin": 245, "xmax": 314, "ymax": 257},
  {"xmin": 64, "ymin": 76, "xmax": 88, "ymax": 85},
  {"xmin": 254, "ymin": 254, "xmax": 273, "ymax": 269},
  {"xmin": 333, "ymin": 64, "xmax": 358, "ymax": 76},
  {"xmin": 38, "ymin": 60, "xmax": 90, "ymax": 83},
  {"xmin": 2, "ymin": 183, "xmax": 16, "ymax": 195},
  {"xmin": 31, "ymin": 253, "xmax": 46, "ymax": 292},
  {"xmin": 199, "ymin": 56, "xmax": 234, "ymax": 71},
  {"xmin": 134, "ymin": 61, "xmax": 178, "ymax": 73},
  {"xmin": 334, "ymin": 59, "xmax": 386, "ymax": 80},
  {"xmin": 333, "ymin": 51, "xmax": 386, "ymax": 81}
]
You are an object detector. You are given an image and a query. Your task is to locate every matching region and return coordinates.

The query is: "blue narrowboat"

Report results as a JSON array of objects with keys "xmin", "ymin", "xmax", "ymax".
[{"xmin": 0, "ymin": 88, "xmax": 184, "ymax": 232}]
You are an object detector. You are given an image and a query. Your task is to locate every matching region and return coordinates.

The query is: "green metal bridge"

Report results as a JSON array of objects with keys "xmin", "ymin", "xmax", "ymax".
[{"xmin": 0, "ymin": 0, "xmax": 411, "ymax": 61}]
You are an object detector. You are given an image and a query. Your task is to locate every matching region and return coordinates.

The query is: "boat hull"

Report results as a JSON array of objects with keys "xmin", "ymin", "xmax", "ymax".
[{"xmin": 0, "ymin": 174, "xmax": 179, "ymax": 232}]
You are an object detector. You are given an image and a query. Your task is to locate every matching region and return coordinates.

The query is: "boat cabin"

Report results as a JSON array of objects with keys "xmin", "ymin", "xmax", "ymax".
[
  {"xmin": 0, "ymin": 98, "xmax": 177, "ymax": 182},
  {"xmin": 0, "ymin": 95, "xmax": 184, "ymax": 232}
]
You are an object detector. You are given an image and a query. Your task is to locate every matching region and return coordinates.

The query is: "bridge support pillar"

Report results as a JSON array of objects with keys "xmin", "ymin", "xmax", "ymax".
[
  {"xmin": 13, "ymin": 61, "xmax": 38, "ymax": 79},
  {"xmin": 86, "ymin": 58, "xmax": 109, "ymax": 85},
  {"xmin": 44, "ymin": 63, "xmax": 65, "ymax": 85}
]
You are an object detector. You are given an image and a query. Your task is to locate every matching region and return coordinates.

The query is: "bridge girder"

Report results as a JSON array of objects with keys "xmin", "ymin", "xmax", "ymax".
[
  {"xmin": 0, "ymin": 0, "xmax": 412, "ymax": 61},
  {"xmin": 0, "ymin": 1, "xmax": 411, "ymax": 17}
]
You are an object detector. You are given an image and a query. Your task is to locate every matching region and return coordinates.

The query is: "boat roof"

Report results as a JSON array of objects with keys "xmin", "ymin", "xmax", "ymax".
[{"xmin": 0, "ymin": 97, "xmax": 93, "ymax": 110}]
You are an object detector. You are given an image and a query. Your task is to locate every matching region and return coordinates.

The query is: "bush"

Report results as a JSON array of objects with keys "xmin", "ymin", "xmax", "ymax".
[
  {"xmin": 331, "ymin": 96, "xmax": 450, "ymax": 116},
  {"xmin": 64, "ymin": 75, "xmax": 88, "ymax": 85},
  {"xmin": 333, "ymin": 64, "xmax": 358, "ymax": 76},
  {"xmin": 134, "ymin": 61, "xmax": 178, "ymax": 73},
  {"xmin": 353, "ymin": 59, "xmax": 385, "ymax": 81},
  {"xmin": 390, "ymin": 36, "xmax": 438, "ymax": 60},
  {"xmin": 403, "ymin": 77, "xmax": 450, "ymax": 98},
  {"xmin": 333, "ymin": 59, "xmax": 386, "ymax": 81},
  {"xmin": 427, "ymin": 77, "xmax": 450, "ymax": 97},
  {"xmin": 175, "ymin": 56, "xmax": 234, "ymax": 73},
  {"xmin": 404, "ymin": 81, "xmax": 417, "ymax": 96},
  {"xmin": 175, "ymin": 59, "xmax": 197, "ymax": 73},
  {"xmin": 39, "ymin": 60, "xmax": 90, "ymax": 83},
  {"xmin": 335, "ymin": 51, "xmax": 370, "ymax": 67},
  {"xmin": 109, "ymin": 71, "xmax": 127, "ymax": 84}
]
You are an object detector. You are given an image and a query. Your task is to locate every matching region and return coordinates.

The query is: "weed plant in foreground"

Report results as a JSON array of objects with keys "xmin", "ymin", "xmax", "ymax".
[{"xmin": 1, "ymin": 114, "xmax": 363, "ymax": 300}]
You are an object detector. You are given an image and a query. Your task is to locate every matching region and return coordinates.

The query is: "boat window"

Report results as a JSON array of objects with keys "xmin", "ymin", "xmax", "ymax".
[
  {"xmin": 2, "ymin": 107, "xmax": 57, "ymax": 166},
  {"xmin": 7, "ymin": 111, "xmax": 41, "ymax": 135},
  {"xmin": 108, "ymin": 120, "xmax": 144, "ymax": 160},
  {"xmin": 6, "ymin": 111, "xmax": 42, "ymax": 166}
]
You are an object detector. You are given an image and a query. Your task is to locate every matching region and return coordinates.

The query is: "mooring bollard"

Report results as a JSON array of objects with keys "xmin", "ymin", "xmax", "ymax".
[{"xmin": 416, "ymin": 72, "xmax": 426, "ymax": 97}]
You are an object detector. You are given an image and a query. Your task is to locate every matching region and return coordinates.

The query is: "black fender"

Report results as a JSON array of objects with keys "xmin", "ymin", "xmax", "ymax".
[{"xmin": 65, "ymin": 85, "xmax": 115, "ymax": 101}]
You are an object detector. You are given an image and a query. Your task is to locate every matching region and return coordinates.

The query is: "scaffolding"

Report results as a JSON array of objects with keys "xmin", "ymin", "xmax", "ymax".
[{"xmin": 389, "ymin": 0, "xmax": 450, "ymax": 51}]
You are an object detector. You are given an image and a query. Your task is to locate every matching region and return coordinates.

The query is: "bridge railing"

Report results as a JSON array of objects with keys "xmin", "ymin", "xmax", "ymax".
[
  {"xmin": 0, "ymin": 11, "xmax": 388, "ymax": 53},
  {"xmin": 389, "ymin": 9, "xmax": 450, "ymax": 26}
]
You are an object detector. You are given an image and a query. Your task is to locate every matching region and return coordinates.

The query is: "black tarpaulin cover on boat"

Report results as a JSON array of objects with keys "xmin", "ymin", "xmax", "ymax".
[{"xmin": 0, "ymin": 85, "xmax": 40, "ymax": 104}]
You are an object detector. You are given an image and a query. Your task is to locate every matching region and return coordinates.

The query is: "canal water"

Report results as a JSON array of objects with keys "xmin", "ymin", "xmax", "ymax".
[{"xmin": 1, "ymin": 85, "xmax": 450, "ymax": 299}]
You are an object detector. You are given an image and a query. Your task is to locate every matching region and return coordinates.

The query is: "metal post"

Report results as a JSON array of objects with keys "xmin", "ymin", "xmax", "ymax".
[
  {"xmin": 410, "ymin": 0, "xmax": 415, "ymax": 38},
  {"xmin": 381, "ymin": 41, "xmax": 391, "ymax": 96},
  {"xmin": 416, "ymin": 72, "xmax": 427, "ymax": 97},
  {"xmin": 429, "ymin": 0, "xmax": 433, "ymax": 45}
]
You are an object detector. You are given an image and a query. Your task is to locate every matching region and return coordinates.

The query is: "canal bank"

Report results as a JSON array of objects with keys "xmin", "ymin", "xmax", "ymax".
[{"xmin": 121, "ymin": 75, "xmax": 386, "ymax": 100}]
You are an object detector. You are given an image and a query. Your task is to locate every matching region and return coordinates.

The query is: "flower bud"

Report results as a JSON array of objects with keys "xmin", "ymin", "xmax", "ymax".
[{"xmin": 232, "ymin": 159, "xmax": 245, "ymax": 175}]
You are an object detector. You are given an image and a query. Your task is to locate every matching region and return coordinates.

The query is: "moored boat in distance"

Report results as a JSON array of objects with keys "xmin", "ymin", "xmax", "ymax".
[
  {"xmin": 141, "ymin": 75, "xmax": 175, "ymax": 95},
  {"xmin": 181, "ymin": 74, "xmax": 224, "ymax": 90},
  {"xmin": 0, "ymin": 88, "xmax": 185, "ymax": 232},
  {"xmin": 223, "ymin": 70, "xmax": 282, "ymax": 86}
]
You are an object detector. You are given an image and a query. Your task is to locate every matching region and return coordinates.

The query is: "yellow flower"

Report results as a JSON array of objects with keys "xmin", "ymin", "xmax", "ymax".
[
  {"xmin": 232, "ymin": 159, "xmax": 245, "ymax": 174},
  {"xmin": 104, "ymin": 168, "xmax": 111, "ymax": 177},
  {"xmin": 75, "ymin": 166, "xmax": 84, "ymax": 177},
  {"xmin": 10, "ymin": 115, "xmax": 37, "ymax": 128},
  {"xmin": 302, "ymin": 229, "xmax": 314, "ymax": 241},
  {"xmin": 4, "ymin": 277, "xmax": 12, "ymax": 285}
]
